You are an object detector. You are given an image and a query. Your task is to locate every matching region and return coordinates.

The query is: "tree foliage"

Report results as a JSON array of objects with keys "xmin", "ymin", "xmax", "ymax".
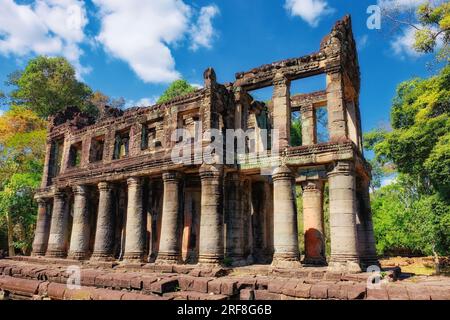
[
  {"xmin": 7, "ymin": 56, "xmax": 94, "ymax": 118},
  {"xmin": 365, "ymin": 65, "xmax": 450, "ymax": 256},
  {"xmin": 0, "ymin": 107, "xmax": 46, "ymax": 255},
  {"xmin": 157, "ymin": 80, "xmax": 196, "ymax": 104}
]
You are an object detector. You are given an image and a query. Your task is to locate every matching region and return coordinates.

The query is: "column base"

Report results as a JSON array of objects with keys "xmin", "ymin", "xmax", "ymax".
[
  {"xmin": 198, "ymin": 254, "xmax": 223, "ymax": 265},
  {"xmin": 272, "ymin": 253, "xmax": 301, "ymax": 269},
  {"xmin": 45, "ymin": 250, "xmax": 67, "ymax": 258},
  {"xmin": 156, "ymin": 252, "xmax": 181, "ymax": 264},
  {"xmin": 68, "ymin": 251, "xmax": 89, "ymax": 260},
  {"xmin": 122, "ymin": 252, "xmax": 144, "ymax": 263},
  {"xmin": 90, "ymin": 252, "xmax": 115, "ymax": 262},
  {"xmin": 31, "ymin": 251, "xmax": 46, "ymax": 257},
  {"xmin": 328, "ymin": 256, "xmax": 362, "ymax": 273}
]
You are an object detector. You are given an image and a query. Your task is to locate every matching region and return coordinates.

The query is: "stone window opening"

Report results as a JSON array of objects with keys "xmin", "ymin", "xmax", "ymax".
[
  {"xmin": 291, "ymin": 110, "xmax": 302, "ymax": 147},
  {"xmin": 68, "ymin": 142, "xmax": 82, "ymax": 168},
  {"xmin": 90, "ymin": 136, "xmax": 105, "ymax": 163},
  {"xmin": 314, "ymin": 105, "xmax": 329, "ymax": 144},
  {"xmin": 113, "ymin": 129, "xmax": 130, "ymax": 160},
  {"xmin": 48, "ymin": 138, "xmax": 64, "ymax": 183}
]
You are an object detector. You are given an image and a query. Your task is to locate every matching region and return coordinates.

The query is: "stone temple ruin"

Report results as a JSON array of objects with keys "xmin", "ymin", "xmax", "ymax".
[{"xmin": 31, "ymin": 16, "xmax": 378, "ymax": 274}]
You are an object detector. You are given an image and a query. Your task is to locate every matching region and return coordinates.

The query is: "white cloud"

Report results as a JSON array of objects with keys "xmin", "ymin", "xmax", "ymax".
[
  {"xmin": 377, "ymin": 0, "xmax": 427, "ymax": 11},
  {"xmin": 125, "ymin": 96, "xmax": 158, "ymax": 108},
  {"xmin": 93, "ymin": 1, "xmax": 219, "ymax": 84},
  {"xmin": 284, "ymin": 0, "xmax": 334, "ymax": 27},
  {"xmin": 357, "ymin": 35, "xmax": 369, "ymax": 50},
  {"xmin": 391, "ymin": 27, "xmax": 422, "ymax": 58},
  {"xmin": 190, "ymin": 5, "xmax": 220, "ymax": 51},
  {"xmin": 0, "ymin": 0, "xmax": 89, "ymax": 77}
]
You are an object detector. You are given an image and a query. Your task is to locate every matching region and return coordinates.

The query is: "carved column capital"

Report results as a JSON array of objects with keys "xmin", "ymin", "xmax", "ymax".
[
  {"xmin": 72, "ymin": 185, "xmax": 88, "ymax": 196},
  {"xmin": 98, "ymin": 182, "xmax": 113, "ymax": 192},
  {"xmin": 53, "ymin": 189, "xmax": 66, "ymax": 200},
  {"xmin": 272, "ymin": 165, "xmax": 294, "ymax": 182},
  {"xmin": 127, "ymin": 176, "xmax": 142, "ymax": 187},
  {"xmin": 162, "ymin": 171, "xmax": 183, "ymax": 182},
  {"xmin": 273, "ymin": 72, "xmax": 290, "ymax": 87},
  {"xmin": 327, "ymin": 160, "xmax": 355, "ymax": 178},
  {"xmin": 301, "ymin": 180, "xmax": 324, "ymax": 193},
  {"xmin": 199, "ymin": 164, "xmax": 223, "ymax": 180},
  {"xmin": 36, "ymin": 197, "xmax": 47, "ymax": 206}
]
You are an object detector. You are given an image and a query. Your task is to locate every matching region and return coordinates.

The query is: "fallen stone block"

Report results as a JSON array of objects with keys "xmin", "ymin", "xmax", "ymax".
[
  {"xmin": 93, "ymin": 288, "xmax": 124, "ymax": 300},
  {"xmin": 254, "ymin": 290, "xmax": 282, "ymax": 300},
  {"xmin": 387, "ymin": 285, "xmax": 409, "ymax": 300},
  {"xmin": 406, "ymin": 285, "xmax": 430, "ymax": 300},
  {"xmin": 1, "ymin": 276, "xmax": 41, "ymax": 296},
  {"xmin": 192, "ymin": 277, "xmax": 212, "ymax": 293},
  {"xmin": 149, "ymin": 278, "xmax": 178, "ymax": 294},
  {"xmin": 310, "ymin": 283, "xmax": 328, "ymax": 299},
  {"xmin": 47, "ymin": 282, "xmax": 67, "ymax": 300},
  {"xmin": 294, "ymin": 283, "xmax": 312, "ymax": 299},
  {"xmin": 178, "ymin": 275, "xmax": 195, "ymax": 291}
]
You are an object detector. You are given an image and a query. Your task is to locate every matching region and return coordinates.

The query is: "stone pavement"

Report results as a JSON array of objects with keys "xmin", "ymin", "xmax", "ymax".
[{"xmin": 0, "ymin": 258, "xmax": 449, "ymax": 300}]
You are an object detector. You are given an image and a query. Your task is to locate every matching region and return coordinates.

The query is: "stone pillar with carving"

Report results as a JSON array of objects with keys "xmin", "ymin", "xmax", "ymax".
[
  {"xmin": 157, "ymin": 171, "xmax": 182, "ymax": 263},
  {"xmin": 326, "ymin": 69, "xmax": 348, "ymax": 142},
  {"xmin": 301, "ymin": 104, "xmax": 316, "ymax": 146},
  {"xmin": 272, "ymin": 165, "xmax": 300, "ymax": 267},
  {"xmin": 32, "ymin": 198, "xmax": 51, "ymax": 256},
  {"xmin": 302, "ymin": 180, "xmax": 326, "ymax": 265},
  {"xmin": 225, "ymin": 172, "xmax": 245, "ymax": 266},
  {"xmin": 327, "ymin": 161, "xmax": 361, "ymax": 272},
  {"xmin": 68, "ymin": 185, "xmax": 91, "ymax": 260},
  {"xmin": 123, "ymin": 177, "xmax": 145, "ymax": 262},
  {"xmin": 92, "ymin": 182, "xmax": 115, "ymax": 260},
  {"xmin": 198, "ymin": 164, "xmax": 224, "ymax": 264},
  {"xmin": 357, "ymin": 178, "xmax": 379, "ymax": 269},
  {"xmin": 272, "ymin": 73, "xmax": 291, "ymax": 149},
  {"xmin": 46, "ymin": 190, "xmax": 69, "ymax": 258}
]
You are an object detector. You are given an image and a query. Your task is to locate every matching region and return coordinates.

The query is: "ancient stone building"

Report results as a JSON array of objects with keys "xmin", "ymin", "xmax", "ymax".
[{"xmin": 31, "ymin": 16, "xmax": 378, "ymax": 273}]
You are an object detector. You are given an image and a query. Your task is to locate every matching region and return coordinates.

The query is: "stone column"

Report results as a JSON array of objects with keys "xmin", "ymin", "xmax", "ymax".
[
  {"xmin": 46, "ymin": 190, "xmax": 69, "ymax": 258},
  {"xmin": 198, "ymin": 164, "xmax": 224, "ymax": 264},
  {"xmin": 32, "ymin": 198, "xmax": 51, "ymax": 256},
  {"xmin": 358, "ymin": 179, "xmax": 379, "ymax": 269},
  {"xmin": 272, "ymin": 73, "xmax": 291, "ymax": 149},
  {"xmin": 225, "ymin": 173, "xmax": 245, "ymax": 266},
  {"xmin": 92, "ymin": 182, "xmax": 115, "ymax": 260},
  {"xmin": 327, "ymin": 161, "xmax": 361, "ymax": 272},
  {"xmin": 123, "ymin": 177, "xmax": 145, "ymax": 262},
  {"xmin": 272, "ymin": 165, "xmax": 300, "ymax": 267},
  {"xmin": 302, "ymin": 180, "xmax": 326, "ymax": 265},
  {"xmin": 68, "ymin": 186, "xmax": 91, "ymax": 260},
  {"xmin": 157, "ymin": 171, "xmax": 182, "ymax": 263},
  {"xmin": 326, "ymin": 70, "xmax": 348, "ymax": 142},
  {"xmin": 301, "ymin": 104, "xmax": 316, "ymax": 146}
]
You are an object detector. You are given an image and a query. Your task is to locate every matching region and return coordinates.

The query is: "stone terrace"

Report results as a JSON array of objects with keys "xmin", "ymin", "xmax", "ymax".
[{"xmin": 1, "ymin": 258, "xmax": 449, "ymax": 300}]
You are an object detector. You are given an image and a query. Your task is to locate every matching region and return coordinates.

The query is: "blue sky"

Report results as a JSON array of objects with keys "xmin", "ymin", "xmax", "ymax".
[{"xmin": 0, "ymin": 0, "xmax": 442, "ymax": 134}]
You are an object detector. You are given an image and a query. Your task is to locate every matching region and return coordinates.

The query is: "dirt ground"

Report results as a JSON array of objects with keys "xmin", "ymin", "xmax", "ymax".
[{"xmin": 380, "ymin": 256, "xmax": 450, "ymax": 276}]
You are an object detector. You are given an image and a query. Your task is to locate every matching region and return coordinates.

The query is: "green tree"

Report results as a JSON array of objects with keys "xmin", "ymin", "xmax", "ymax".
[
  {"xmin": 0, "ymin": 107, "xmax": 46, "ymax": 255},
  {"xmin": 365, "ymin": 65, "xmax": 450, "ymax": 256},
  {"xmin": 414, "ymin": 2, "xmax": 449, "ymax": 61},
  {"xmin": 7, "ymin": 56, "xmax": 94, "ymax": 118},
  {"xmin": 157, "ymin": 80, "xmax": 196, "ymax": 104},
  {"xmin": 382, "ymin": 1, "xmax": 450, "ymax": 62}
]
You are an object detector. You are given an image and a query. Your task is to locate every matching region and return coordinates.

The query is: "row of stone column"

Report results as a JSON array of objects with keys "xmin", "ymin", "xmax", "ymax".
[
  {"xmin": 270, "ymin": 161, "xmax": 377, "ymax": 272},
  {"xmin": 32, "ymin": 164, "xmax": 225, "ymax": 265},
  {"xmin": 32, "ymin": 161, "xmax": 376, "ymax": 271}
]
